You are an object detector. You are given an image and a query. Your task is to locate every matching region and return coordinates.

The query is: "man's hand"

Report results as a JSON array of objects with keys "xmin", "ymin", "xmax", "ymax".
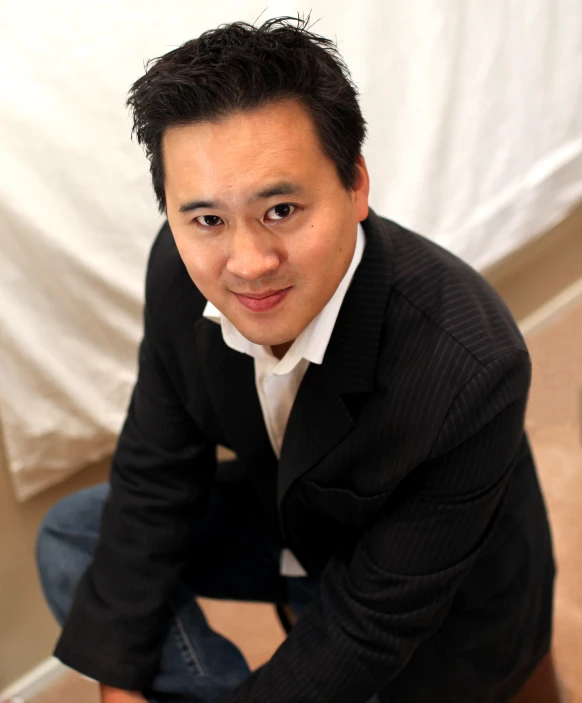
[{"xmin": 100, "ymin": 684, "xmax": 148, "ymax": 702}]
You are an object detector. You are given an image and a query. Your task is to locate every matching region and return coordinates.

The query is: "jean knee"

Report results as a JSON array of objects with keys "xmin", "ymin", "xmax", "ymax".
[{"xmin": 36, "ymin": 484, "xmax": 108, "ymax": 624}]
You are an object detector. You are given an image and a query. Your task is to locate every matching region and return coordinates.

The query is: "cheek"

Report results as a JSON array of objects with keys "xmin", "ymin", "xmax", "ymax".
[{"xmin": 294, "ymin": 222, "xmax": 346, "ymax": 274}]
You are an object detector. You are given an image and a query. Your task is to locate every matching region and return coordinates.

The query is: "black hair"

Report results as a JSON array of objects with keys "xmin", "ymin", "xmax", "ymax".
[{"xmin": 127, "ymin": 15, "xmax": 367, "ymax": 213}]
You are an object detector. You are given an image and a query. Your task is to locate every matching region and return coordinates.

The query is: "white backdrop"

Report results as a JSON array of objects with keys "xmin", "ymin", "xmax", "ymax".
[{"xmin": 1, "ymin": 0, "xmax": 581, "ymax": 500}]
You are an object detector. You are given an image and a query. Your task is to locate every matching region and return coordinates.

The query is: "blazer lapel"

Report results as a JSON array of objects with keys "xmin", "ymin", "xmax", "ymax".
[
  {"xmin": 195, "ymin": 318, "xmax": 276, "ymax": 468},
  {"xmin": 277, "ymin": 363, "xmax": 354, "ymax": 507},
  {"xmin": 277, "ymin": 208, "xmax": 393, "ymax": 511}
]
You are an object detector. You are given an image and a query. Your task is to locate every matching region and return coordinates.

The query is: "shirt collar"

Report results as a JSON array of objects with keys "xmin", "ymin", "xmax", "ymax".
[{"xmin": 203, "ymin": 222, "xmax": 365, "ymax": 375}]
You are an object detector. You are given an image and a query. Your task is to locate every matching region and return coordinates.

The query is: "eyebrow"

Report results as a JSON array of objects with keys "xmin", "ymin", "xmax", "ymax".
[{"xmin": 178, "ymin": 181, "xmax": 305, "ymax": 213}]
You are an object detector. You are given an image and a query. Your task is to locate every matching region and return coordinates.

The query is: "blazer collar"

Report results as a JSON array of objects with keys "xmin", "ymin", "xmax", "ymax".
[{"xmin": 321, "ymin": 207, "xmax": 393, "ymax": 394}]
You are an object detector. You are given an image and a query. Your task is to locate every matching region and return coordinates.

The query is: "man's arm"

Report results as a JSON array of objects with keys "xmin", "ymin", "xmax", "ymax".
[
  {"xmin": 224, "ymin": 350, "xmax": 532, "ymax": 703},
  {"xmin": 53, "ymin": 305, "xmax": 216, "ymax": 690}
]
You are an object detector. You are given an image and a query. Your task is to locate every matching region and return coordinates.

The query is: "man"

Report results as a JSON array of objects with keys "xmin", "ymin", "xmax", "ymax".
[{"xmin": 36, "ymin": 16, "xmax": 557, "ymax": 703}]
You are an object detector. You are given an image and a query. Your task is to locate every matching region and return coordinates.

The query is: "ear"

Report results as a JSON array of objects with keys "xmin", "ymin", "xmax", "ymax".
[{"xmin": 352, "ymin": 154, "xmax": 370, "ymax": 221}]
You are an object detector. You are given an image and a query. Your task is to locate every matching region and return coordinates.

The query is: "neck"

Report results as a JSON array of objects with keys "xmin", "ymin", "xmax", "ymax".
[{"xmin": 271, "ymin": 340, "xmax": 294, "ymax": 359}]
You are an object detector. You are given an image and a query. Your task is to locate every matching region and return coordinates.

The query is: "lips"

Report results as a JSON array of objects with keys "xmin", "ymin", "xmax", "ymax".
[
  {"xmin": 234, "ymin": 286, "xmax": 292, "ymax": 312},
  {"xmin": 237, "ymin": 289, "xmax": 284, "ymax": 300}
]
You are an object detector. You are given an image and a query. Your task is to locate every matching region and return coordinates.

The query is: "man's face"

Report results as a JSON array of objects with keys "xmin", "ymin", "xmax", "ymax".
[{"xmin": 163, "ymin": 99, "xmax": 369, "ymax": 354}]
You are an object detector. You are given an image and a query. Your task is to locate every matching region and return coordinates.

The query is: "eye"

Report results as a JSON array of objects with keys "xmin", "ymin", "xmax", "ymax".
[
  {"xmin": 265, "ymin": 203, "xmax": 296, "ymax": 221},
  {"xmin": 194, "ymin": 214, "xmax": 223, "ymax": 228}
]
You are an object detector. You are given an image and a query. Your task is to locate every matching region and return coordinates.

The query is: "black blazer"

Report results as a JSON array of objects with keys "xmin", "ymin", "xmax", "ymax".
[{"xmin": 55, "ymin": 209, "xmax": 555, "ymax": 703}]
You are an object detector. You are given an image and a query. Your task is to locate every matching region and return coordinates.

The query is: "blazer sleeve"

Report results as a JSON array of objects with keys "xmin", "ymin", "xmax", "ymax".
[
  {"xmin": 223, "ymin": 349, "xmax": 532, "ymax": 703},
  {"xmin": 53, "ymin": 307, "xmax": 216, "ymax": 690}
]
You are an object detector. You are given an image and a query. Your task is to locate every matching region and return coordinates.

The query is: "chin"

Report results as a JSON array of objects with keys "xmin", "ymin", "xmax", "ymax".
[
  {"xmin": 245, "ymin": 333, "xmax": 288, "ymax": 347},
  {"xmin": 238, "ymin": 325, "xmax": 295, "ymax": 349},
  {"xmin": 230, "ymin": 305, "xmax": 307, "ymax": 346}
]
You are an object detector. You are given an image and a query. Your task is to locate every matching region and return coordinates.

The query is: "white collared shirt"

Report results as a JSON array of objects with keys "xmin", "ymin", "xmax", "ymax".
[{"xmin": 203, "ymin": 223, "xmax": 365, "ymax": 575}]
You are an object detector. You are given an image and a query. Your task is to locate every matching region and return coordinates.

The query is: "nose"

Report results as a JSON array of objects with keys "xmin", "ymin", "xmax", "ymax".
[{"xmin": 226, "ymin": 225, "xmax": 281, "ymax": 281}]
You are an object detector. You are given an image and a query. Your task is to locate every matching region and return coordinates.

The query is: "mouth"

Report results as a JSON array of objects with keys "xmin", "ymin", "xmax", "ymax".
[{"xmin": 233, "ymin": 286, "xmax": 293, "ymax": 312}]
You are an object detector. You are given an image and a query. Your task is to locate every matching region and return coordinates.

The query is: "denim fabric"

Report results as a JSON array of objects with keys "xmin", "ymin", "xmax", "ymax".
[{"xmin": 37, "ymin": 481, "xmax": 378, "ymax": 702}]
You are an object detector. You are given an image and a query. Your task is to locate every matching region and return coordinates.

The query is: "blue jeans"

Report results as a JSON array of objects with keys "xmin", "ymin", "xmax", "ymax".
[{"xmin": 37, "ymin": 477, "xmax": 379, "ymax": 702}]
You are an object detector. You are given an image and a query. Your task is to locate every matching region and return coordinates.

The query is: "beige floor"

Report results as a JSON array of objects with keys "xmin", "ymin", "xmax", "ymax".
[
  {"xmin": 13, "ymin": 298, "xmax": 582, "ymax": 703},
  {"xmin": 524, "ymin": 300, "xmax": 582, "ymax": 703}
]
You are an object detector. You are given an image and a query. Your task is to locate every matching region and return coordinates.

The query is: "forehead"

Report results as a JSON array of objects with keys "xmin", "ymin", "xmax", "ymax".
[{"xmin": 162, "ymin": 99, "xmax": 333, "ymax": 195}]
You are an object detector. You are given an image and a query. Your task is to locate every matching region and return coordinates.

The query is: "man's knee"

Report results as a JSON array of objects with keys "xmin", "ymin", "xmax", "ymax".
[{"xmin": 36, "ymin": 484, "xmax": 108, "ymax": 624}]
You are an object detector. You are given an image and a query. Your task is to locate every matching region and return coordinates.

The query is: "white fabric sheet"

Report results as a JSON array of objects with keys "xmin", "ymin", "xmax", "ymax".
[{"xmin": 1, "ymin": 0, "xmax": 581, "ymax": 499}]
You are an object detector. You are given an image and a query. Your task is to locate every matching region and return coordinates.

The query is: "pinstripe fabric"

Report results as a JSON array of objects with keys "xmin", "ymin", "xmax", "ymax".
[{"xmin": 55, "ymin": 209, "xmax": 555, "ymax": 703}]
